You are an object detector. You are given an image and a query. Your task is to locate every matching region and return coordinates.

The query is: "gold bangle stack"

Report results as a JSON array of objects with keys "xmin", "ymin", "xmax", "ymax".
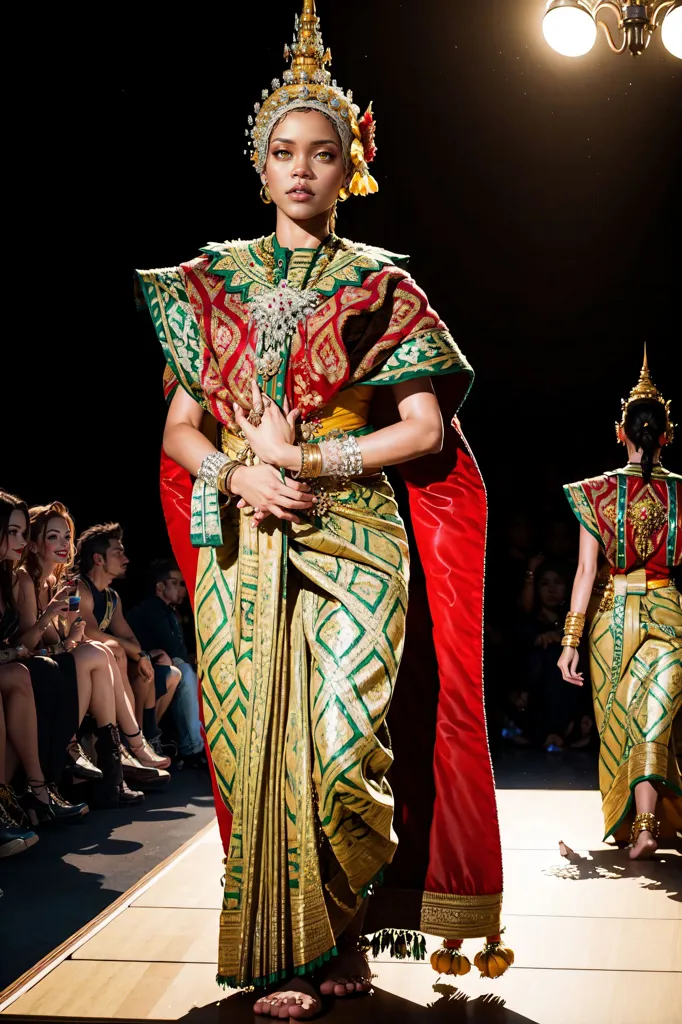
[
  {"xmin": 216, "ymin": 460, "xmax": 241, "ymax": 500},
  {"xmin": 294, "ymin": 443, "xmax": 323, "ymax": 480},
  {"xmin": 561, "ymin": 610, "xmax": 586, "ymax": 648},
  {"xmin": 630, "ymin": 812, "xmax": 660, "ymax": 843}
]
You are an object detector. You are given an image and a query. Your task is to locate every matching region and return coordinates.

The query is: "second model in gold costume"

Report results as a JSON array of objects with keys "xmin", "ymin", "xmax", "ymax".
[{"xmin": 561, "ymin": 350, "xmax": 681, "ymax": 851}]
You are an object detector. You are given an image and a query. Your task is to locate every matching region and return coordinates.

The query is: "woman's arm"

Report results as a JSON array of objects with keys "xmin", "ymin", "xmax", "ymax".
[
  {"xmin": 162, "ymin": 388, "xmax": 219, "ymax": 477},
  {"xmin": 568, "ymin": 527, "xmax": 600, "ymax": 615},
  {"xmin": 15, "ymin": 571, "xmax": 67, "ymax": 650},
  {"xmin": 237, "ymin": 378, "xmax": 444, "ymax": 474},
  {"xmin": 557, "ymin": 526, "xmax": 600, "ymax": 685},
  {"xmin": 353, "ymin": 379, "xmax": 443, "ymax": 471},
  {"xmin": 163, "ymin": 388, "xmax": 315, "ymax": 523}
]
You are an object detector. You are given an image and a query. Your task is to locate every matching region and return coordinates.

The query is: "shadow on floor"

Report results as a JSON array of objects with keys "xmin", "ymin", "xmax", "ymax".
[
  {"xmin": 176, "ymin": 985, "xmax": 540, "ymax": 1023},
  {"xmin": 547, "ymin": 841, "xmax": 682, "ymax": 904},
  {"xmin": 0, "ymin": 768, "xmax": 214, "ymax": 992}
]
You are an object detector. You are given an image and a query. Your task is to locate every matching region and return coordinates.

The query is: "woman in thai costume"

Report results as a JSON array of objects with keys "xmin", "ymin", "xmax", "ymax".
[
  {"xmin": 137, "ymin": 2, "xmax": 509, "ymax": 1015},
  {"xmin": 559, "ymin": 350, "xmax": 682, "ymax": 859}
]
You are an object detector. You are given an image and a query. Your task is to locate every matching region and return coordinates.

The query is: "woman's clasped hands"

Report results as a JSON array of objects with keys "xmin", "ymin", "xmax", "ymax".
[{"xmin": 230, "ymin": 381, "xmax": 314, "ymax": 527}]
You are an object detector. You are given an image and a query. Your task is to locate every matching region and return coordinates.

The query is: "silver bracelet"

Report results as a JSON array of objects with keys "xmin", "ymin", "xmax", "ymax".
[
  {"xmin": 197, "ymin": 451, "xmax": 230, "ymax": 489},
  {"xmin": 319, "ymin": 433, "xmax": 363, "ymax": 479}
]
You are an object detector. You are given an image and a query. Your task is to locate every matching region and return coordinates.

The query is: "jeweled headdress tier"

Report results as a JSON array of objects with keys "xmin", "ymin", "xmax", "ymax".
[
  {"xmin": 246, "ymin": 0, "xmax": 378, "ymax": 197},
  {"xmin": 618, "ymin": 344, "xmax": 675, "ymax": 444}
]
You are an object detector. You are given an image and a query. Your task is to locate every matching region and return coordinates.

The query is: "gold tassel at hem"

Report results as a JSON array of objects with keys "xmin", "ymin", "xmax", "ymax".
[{"xmin": 473, "ymin": 940, "xmax": 515, "ymax": 979}]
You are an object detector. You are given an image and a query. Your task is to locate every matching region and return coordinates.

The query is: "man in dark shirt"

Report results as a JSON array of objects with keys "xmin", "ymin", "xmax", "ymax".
[{"xmin": 128, "ymin": 561, "xmax": 205, "ymax": 766}]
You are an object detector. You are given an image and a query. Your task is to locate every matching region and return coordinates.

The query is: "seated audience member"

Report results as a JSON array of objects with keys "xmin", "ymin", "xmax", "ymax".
[
  {"xmin": 16, "ymin": 503, "xmax": 146, "ymax": 806},
  {"xmin": 174, "ymin": 576, "xmax": 196, "ymax": 661},
  {"xmin": 74, "ymin": 523, "xmax": 172, "ymax": 773},
  {"xmin": 520, "ymin": 563, "xmax": 593, "ymax": 751},
  {"xmin": 128, "ymin": 561, "xmax": 205, "ymax": 768},
  {"xmin": 0, "ymin": 490, "xmax": 86, "ymax": 825},
  {"xmin": 0, "ymin": 684, "xmax": 41, "ymax": 856}
]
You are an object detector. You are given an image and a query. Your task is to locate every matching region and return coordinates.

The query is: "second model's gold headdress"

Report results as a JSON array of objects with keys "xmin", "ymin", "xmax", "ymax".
[
  {"xmin": 617, "ymin": 344, "xmax": 675, "ymax": 445},
  {"xmin": 246, "ymin": 0, "xmax": 378, "ymax": 197}
]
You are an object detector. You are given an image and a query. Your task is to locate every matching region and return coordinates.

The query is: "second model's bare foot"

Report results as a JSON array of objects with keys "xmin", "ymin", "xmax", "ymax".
[
  {"xmin": 253, "ymin": 977, "xmax": 320, "ymax": 1019},
  {"xmin": 629, "ymin": 830, "xmax": 658, "ymax": 860},
  {"xmin": 319, "ymin": 947, "xmax": 373, "ymax": 998}
]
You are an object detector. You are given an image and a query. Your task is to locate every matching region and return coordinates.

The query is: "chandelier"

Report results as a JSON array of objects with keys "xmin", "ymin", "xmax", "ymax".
[{"xmin": 543, "ymin": 1, "xmax": 682, "ymax": 57}]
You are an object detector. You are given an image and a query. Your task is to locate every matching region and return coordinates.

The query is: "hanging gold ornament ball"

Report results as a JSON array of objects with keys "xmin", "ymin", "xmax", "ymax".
[{"xmin": 473, "ymin": 943, "xmax": 515, "ymax": 979}]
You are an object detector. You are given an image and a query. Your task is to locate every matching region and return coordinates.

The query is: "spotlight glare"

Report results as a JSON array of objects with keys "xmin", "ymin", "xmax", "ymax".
[
  {"xmin": 543, "ymin": 5, "xmax": 598, "ymax": 57},
  {"xmin": 661, "ymin": 6, "xmax": 682, "ymax": 59}
]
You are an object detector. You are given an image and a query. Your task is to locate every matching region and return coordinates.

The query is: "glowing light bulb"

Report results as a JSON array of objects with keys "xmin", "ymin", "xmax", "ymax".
[
  {"xmin": 661, "ymin": 5, "xmax": 682, "ymax": 59},
  {"xmin": 543, "ymin": 4, "xmax": 597, "ymax": 57}
]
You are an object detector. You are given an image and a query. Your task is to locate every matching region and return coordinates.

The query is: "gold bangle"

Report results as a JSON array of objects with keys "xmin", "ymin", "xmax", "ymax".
[
  {"xmin": 296, "ymin": 443, "xmax": 323, "ymax": 480},
  {"xmin": 561, "ymin": 635, "xmax": 581, "ymax": 648},
  {"xmin": 216, "ymin": 460, "xmax": 241, "ymax": 498},
  {"xmin": 564, "ymin": 611, "xmax": 586, "ymax": 626}
]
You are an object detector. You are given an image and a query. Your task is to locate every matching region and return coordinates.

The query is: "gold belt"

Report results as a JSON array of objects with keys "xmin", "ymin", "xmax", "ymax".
[
  {"xmin": 612, "ymin": 570, "xmax": 671, "ymax": 598},
  {"xmin": 646, "ymin": 577, "xmax": 673, "ymax": 591},
  {"xmin": 601, "ymin": 572, "xmax": 672, "ymax": 611}
]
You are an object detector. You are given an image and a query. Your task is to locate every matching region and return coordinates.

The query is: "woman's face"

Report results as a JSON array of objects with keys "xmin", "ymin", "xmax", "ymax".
[
  {"xmin": 538, "ymin": 570, "xmax": 567, "ymax": 610},
  {"xmin": 264, "ymin": 109, "xmax": 346, "ymax": 222},
  {"xmin": 35, "ymin": 516, "xmax": 73, "ymax": 567},
  {"xmin": 0, "ymin": 510, "xmax": 28, "ymax": 562}
]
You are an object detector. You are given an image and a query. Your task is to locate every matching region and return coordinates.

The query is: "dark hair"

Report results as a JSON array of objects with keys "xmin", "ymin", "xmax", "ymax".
[
  {"xmin": 534, "ymin": 562, "xmax": 569, "ymax": 611},
  {"xmin": 76, "ymin": 523, "xmax": 123, "ymax": 574},
  {"xmin": 149, "ymin": 558, "xmax": 179, "ymax": 589},
  {"xmin": 623, "ymin": 399, "xmax": 667, "ymax": 484},
  {"xmin": 0, "ymin": 490, "xmax": 29, "ymax": 611},
  {"xmin": 26, "ymin": 502, "xmax": 76, "ymax": 602}
]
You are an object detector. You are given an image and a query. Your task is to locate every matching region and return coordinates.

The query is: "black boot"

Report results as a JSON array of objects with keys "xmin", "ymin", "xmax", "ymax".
[
  {"xmin": 22, "ymin": 781, "xmax": 89, "ymax": 826},
  {"xmin": 93, "ymin": 724, "xmax": 144, "ymax": 808},
  {"xmin": 0, "ymin": 802, "xmax": 39, "ymax": 858}
]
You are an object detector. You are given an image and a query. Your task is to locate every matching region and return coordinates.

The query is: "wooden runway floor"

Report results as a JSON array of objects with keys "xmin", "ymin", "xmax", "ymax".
[{"xmin": 1, "ymin": 789, "xmax": 680, "ymax": 1024}]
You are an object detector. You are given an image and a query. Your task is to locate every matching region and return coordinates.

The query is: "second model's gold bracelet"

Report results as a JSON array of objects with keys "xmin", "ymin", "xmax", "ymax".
[{"xmin": 561, "ymin": 610, "xmax": 586, "ymax": 648}]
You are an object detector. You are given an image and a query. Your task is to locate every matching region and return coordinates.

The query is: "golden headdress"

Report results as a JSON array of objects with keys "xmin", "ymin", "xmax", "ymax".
[
  {"xmin": 246, "ymin": 0, "xmax": 378, "ymax": 197},
  {"xmin": 618, "ymin": 343, "xmax": 675, "ymax": 444}
]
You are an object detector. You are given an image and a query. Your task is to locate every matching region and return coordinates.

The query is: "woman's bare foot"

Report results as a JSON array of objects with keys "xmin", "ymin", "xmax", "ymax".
[
  {"xmin": 319, "ymin": 947, "xmax": 373, "ymax": 998},
  {"xmin": 253, "ymin": 977, "xmax": 320, "ymax": 1019},
  {"xmin": 629, "ymin": 830, "xmax": 658, "ymax": 860}
]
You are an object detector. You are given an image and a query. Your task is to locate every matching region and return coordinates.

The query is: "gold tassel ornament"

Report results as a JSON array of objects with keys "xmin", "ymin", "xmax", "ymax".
[
  {"xmin": 473, "ymin": 940, "xmax": 515, "ymax": 979},
  {"xmin": 429, "ymin": 947, "xmax": 472, "ymax": 977}
]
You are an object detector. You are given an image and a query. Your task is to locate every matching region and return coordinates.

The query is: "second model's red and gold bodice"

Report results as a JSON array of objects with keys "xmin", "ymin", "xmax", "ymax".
[{"xmin": 565, "ymin": 465, "xmax": 681, "ymax": 580}]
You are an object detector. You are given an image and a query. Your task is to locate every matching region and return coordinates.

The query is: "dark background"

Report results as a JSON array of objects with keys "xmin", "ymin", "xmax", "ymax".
[{"xmin": 3, "ymin": 0, "xmax": 681, "ymax": 594}]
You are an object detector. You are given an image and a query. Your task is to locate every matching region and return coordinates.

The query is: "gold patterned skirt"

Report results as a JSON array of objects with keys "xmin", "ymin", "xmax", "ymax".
[
  {"xmin": 195, "ymin": 474, "xmax": 409, "ymax": 987},
  {"xmin": 588, "ymin": 580, "xmax": 682, "ymax": 840}
]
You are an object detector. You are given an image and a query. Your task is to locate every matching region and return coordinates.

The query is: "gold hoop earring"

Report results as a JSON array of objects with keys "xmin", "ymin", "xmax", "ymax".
[
  {"xmin": 260, "ymin": 184, "xmax": 272, "ymax": 205},
  {"xmin": 338, "ymin": 187, "xmax": 350, "ymax": 203}
]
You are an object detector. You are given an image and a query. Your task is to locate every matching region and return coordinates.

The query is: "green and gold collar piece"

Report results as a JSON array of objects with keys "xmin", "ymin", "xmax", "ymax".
[{"xmin": 200, "ymin": 233, "xmax": 409, "ymax": 302}]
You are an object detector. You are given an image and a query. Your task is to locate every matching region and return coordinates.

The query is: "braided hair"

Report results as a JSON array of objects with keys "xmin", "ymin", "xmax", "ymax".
[{"xmin": 623, "ymin": 399, "xmax": 667, "ymax": 484}]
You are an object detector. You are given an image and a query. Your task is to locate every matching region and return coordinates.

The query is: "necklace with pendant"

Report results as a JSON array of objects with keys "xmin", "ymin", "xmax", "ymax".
[{"xmin": 251, "ymin": 236, "xmax": 339, "ymax": 381}]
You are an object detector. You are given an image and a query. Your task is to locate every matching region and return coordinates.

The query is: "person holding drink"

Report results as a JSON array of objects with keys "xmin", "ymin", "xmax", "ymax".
[
  {"xmin": 16, "ymin": 503, "xmax": 148, "ymax": 808},
  {"xmin": 0, "ymin": 490, "xmax": 87, "ymax": 832}
]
